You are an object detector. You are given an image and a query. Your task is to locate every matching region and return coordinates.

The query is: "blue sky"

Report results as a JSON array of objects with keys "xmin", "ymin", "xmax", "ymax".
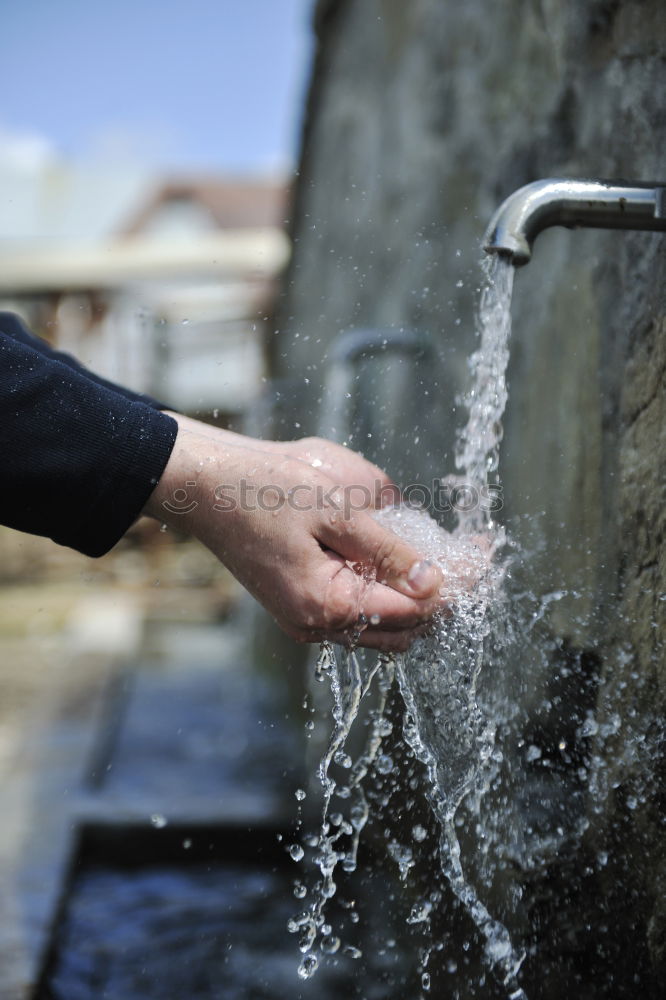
[{"xmin": 0, "ymin": 0, "xmax": 314, "ymax": 173}]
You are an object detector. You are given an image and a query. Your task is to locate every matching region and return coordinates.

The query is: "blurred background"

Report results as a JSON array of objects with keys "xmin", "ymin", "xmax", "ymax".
[
  {"xmin": 0, "ymin": 6, "xmax": 316, "ymax": 995},
  {"xmin": 0, "ymin": 0, "xmax": 313, "ymax": 739}
]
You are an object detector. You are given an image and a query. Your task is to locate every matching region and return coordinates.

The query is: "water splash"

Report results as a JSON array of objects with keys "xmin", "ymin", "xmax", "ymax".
[
  {"xmin": 379, "ymin": 506, "xmax": 527, "ymax": 995},
  {"xmin": 293, "ymin": 256, "xmax": 528, "ymax": 994},
  {"xmin": 290, "ymin": 643, "xmax": 395, "ymax": 977},
  {"xmin": 382, "ymin": 256, "xmax": 527, "ymax": 993}
]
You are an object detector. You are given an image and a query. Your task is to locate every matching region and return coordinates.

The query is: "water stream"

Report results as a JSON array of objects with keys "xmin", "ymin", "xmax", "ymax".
[{"xmin": 292, "ymin": 256, "xmax": 533, "ymax": 996}]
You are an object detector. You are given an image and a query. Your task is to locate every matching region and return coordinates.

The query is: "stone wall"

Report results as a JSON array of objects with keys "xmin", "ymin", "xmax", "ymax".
[{"xmin": 275, "ymin": 0, "xmax": 665, "ymax": 994}]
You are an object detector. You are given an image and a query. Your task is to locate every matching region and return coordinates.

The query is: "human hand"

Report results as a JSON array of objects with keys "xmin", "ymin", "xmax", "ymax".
[
  {"xmin": 163, "ymin": 415, "xmax": 400, "ymax": 506},
  {"xmin": 273, "ymin": 436, "xmax": 401, "ymax": 507},
  {"xmin": 145, "ymin": 421, "xmax": 443, "ymax": 651}
]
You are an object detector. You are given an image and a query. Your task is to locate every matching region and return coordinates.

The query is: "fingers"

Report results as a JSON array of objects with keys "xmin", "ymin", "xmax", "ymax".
[
  {"xmin": 315, "ymin": 551, "xmax": 442, "ymax": 630},
  {"xmin": 338, "ymin": 453, "xmax": 400, "ymax": 508},
  {"xmin": 326, "ymin": 627, "xmax": 427, "ymax": 653},
  {"xmin": 291, "ymin": 438, "xmax": 401, "ymax": 509},
  {"xmin": 283, "ymin": 564, "xmax": 438, "ymax": 651},
  {"xmin": 289, "ymin": 622, "xmax": 429, "ymax": 653},
  {"xmin": 317, "ymin": 509, "xmax": 443, "ymax": 602},
  {"xmin": 353, "ymin": 579, "xmax": 447, "ymax": 628}
]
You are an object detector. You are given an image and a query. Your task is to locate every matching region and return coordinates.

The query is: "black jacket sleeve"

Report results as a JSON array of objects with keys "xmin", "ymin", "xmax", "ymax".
[{"xmin": 0, "ymin": 313, "xmax": 178, "ymax": 557}]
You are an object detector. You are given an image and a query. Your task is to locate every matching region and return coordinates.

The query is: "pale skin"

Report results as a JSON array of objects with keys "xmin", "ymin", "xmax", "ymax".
[{"xmin": 142, "ymin": 413, "xmax": 445, "ymax": 652}]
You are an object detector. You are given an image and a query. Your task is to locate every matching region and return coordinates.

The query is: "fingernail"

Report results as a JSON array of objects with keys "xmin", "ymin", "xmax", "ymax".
[{"xmin": 406, "ymin": 559, "xmax": 437, "ymax": 594}]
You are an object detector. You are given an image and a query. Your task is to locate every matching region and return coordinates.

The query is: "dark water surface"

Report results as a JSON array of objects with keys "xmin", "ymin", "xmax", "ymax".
[
  {"xmin": 42, "ymin": 845, "xmax": 412, "ymax": 1000},
  {"xmin": 46, "ymin": 860, "xmax": 345, "ymax": 999},
  {"xmin": 38, "ymin": 622, "xmax": 414, "ymax": 999}
]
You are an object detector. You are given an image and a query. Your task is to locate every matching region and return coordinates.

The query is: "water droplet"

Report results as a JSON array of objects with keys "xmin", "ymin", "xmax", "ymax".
[
  {"xmin": 421, "ymin": 971, "xmax": 431, "ymax": 990},
  {"xmin": 295, "ymin": 788, "xmax": 307, "ymax": 801},
  {"xmin": 485, "ymin": 934, "xmax": 511, "ymax": 962},
  {"xmin": 297, "ymin": 954, "xmax": 319, "ymax": 979},
  {"xmin": 298, "ymin": 924, "xmax": 316, "ymax": 952},
  {"xmin": 388, "ymin": 841, "xmax": 414, "ymax": 879},
  {"xmin": 321, "ymin": 934, "xmax": 341, "ymax": 954},
  {"xmin": 369, "ymin": 613, "xmax": 381, "ymax": 625},
  {"xmin": 288, "ymin": 910, "xmax": 312, "ymax": 935},
  {"xmin": 293, "ymin": 881, "xmax": 307, "ymax": 899},
  {"xmin": 376, "ymin": 754, "xmax": 394, "ymax": 774},
  {"xmin": 150, "ymin": 813, "xmax": 167, "ymax": 829},
  {"xmin": 407, "ymin": 900, "xmax": 432, "ymax": 924},
  {"xmin": 342, "ymin": 945, "xmax": 362, "ymax": 959},
  {"xmin": 412, "ymin": 824, "xmax": 427, "ymax": 842},
  {"xmin": 182, "ymin": 838, "xmax": 192, "ymax": 850},
  {"xmin": 580, "ymin": 715, "xmax": 599, "ymax": 737},
  {"xmin": 350, "ymin": 805, "xmax": 366, "ymax": 829},
  {"xmin": 334, "ymin": 750, "xmax": 352, "ymax": 768},
  {"xmin": 289, "ymin": 843, "xmax": 305, "ymax": 861}
]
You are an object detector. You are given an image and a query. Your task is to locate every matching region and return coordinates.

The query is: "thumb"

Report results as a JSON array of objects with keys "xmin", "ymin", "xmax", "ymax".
[{"xmin": 317, "ymin": 509, "xmax": 442, "ymax": 600}]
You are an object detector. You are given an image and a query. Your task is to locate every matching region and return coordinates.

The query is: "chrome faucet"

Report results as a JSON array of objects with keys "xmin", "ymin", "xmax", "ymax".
[{"xmin": 483, "ymin": 178, "xmax": 666, "ymax": 266}]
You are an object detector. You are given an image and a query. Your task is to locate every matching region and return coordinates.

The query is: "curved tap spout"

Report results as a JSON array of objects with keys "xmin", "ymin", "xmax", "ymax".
[{"xmin": 483, "ymin": 178, "xmax": 666, "ymax": 266}]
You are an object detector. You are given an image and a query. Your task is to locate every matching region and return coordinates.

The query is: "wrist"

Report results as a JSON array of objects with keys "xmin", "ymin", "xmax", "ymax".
[{"xmin": 141, "ymin": 420, "xmax": 274, "ymax": 540}]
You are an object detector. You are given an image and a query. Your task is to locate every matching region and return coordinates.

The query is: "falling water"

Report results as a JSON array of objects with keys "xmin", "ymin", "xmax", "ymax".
[
  {"xmin": 456, "ymin": 255, "xmax": 515, "ymax": 519},
  {"xmin": 385, "ymin": 256, "xmax": 527, "ymax": 996},
  {"xmin": 292, "ymin": 255, "xmax": 528, "ymax": 995}
]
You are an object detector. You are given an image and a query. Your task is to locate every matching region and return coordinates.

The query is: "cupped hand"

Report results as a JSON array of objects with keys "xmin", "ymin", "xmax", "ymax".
[{"xmin": 145, "ymin": 421, "xmax": 442, "ymax": 651}]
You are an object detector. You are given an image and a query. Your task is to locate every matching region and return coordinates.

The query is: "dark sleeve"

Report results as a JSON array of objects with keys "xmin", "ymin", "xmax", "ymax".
[
  {"xmin": 0, "ymin": 311, "xmax": 170, "ymax": 409},
  {"xmin": 0, "ymin": 323, "xmax": 179, "ymax": 558}
]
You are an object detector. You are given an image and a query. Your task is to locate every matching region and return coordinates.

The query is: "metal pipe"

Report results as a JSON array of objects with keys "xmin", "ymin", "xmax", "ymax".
[{"xmin": 483, "ymin": 178, "xmax": 666, "ymax": 266}]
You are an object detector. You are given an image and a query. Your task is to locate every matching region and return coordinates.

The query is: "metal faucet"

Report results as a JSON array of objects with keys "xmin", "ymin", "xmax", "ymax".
[{"xmin": 483, "ymin": 178, "xmax": 666, "ymax": 266}]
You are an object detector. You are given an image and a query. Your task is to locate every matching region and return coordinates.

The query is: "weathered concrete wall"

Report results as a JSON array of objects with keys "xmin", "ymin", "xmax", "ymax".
[{"xmin": 275, "ymin": 0, "xmax": 665, "ymax": 995}]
